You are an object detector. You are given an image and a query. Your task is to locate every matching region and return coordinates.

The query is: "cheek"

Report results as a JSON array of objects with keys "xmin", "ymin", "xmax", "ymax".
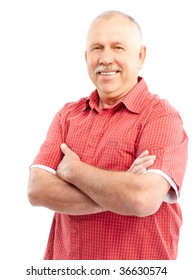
[
  {"xmin": 87, "ymin": 63, "xmax": 94, "ymax": 75},
  {"xmin": 86, "ymin": 53, "xmax": 99, "ymax": 67},
  {"xmin": 125, "ymin": 58, "xmax": 141, "ymax": 74},
  {"xmin": 86, "ymin": 63, "xmax": 96, "ymax": 83},
  {"xmin": 87, "ymin": 59, "xmax": 99, "ymax": 78}
]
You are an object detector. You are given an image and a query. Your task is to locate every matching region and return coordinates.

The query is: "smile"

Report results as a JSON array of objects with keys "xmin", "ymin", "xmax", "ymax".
[{"xmin": 99, "ymin": 71, "xmax": 119, "ymax": 76}]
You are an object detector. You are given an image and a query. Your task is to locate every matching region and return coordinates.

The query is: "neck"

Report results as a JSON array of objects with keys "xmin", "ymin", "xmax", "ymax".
[
  {"xmin": 99, "ymin": 99, "xmax": 121, "ymax": 109},
  {"xmin": 98, "ymin": 90, "xmax": 129, "ymax": 109},
  {"xmin": 98, "ymin": 78, "xmax": 139, "ymax": 109}
]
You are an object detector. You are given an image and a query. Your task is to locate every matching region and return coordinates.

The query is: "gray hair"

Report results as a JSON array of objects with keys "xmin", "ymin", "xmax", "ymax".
[{"xmin": 89, "ymin": 10, "xmax": 143, "ymax": 42}]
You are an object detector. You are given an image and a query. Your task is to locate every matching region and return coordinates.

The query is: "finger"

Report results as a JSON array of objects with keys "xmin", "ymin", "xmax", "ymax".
[
  {"xmin": 129, "ymin": 165, "xmax": 146, "ymax": 174},
  {"xmin": 139, "ymin": 155, "xmax": 156, "ymax": 165},
  {"xmin": 60, "ymin": 143, "xmax": 70, "ymax": 154},
  {"xmin": 128, "ymin": 157, "xmax": 156, "ymax": 173},
  {"xmin": 137, "ymin": 150, "xmax": 149, "ymax": 159},
  {"xmin": 144, "ymin": 158, "xmax": 156, "ymax": 169},
  {"xmin": 131, "ymin": 155, "xmax": 156, "ymax": 168},
  {"xmin": 60, "ymin": 143, "xmax": 80, "ymax": 161},
  {"xmin": 136, "ymin": 167, "xmax": 146, "ymax": 174}
]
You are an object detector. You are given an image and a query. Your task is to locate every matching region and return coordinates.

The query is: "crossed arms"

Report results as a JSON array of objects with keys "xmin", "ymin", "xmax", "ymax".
[{"xmin": 28, "ymin": 145, "xmax": 171, "ymax": 217}]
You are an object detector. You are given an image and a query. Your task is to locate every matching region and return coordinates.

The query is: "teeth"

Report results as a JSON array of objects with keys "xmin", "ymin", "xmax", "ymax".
[{"xmin": 100, "ymin": 71, "xmax": 117, "ymax": 76}]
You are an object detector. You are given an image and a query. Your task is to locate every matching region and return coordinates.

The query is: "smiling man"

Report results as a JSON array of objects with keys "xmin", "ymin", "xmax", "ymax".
[
  {"xmin": 28, "ymin": 11, "xmax": 188, "ymax": 260},
  {"xmin": 85, "ymin": 13, "xmax": 145, "ymax": 107}
]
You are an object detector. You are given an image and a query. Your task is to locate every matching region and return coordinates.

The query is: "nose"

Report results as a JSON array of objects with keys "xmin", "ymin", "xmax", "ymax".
[{"xmin": 98, "ymin": 49, "xmax": 114, "ymax": 65}]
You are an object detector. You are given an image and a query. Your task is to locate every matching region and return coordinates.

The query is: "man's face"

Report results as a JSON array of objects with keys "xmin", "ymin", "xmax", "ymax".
[{"xmin": 85, "ymin": 16, "xmax": 145, "ymax": 102}]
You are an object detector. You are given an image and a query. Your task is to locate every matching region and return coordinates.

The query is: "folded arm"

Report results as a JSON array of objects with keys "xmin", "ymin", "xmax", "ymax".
[
  {"xmin": 56, "ymin": 144, "xmax": 170, "ymax": 217},
  {"xmin": 28, "ymin": 168, "xmax": 104, "ymax": 215},
  {"xmin": 28, "ymin": 149, "xmax": 155, "ymax": 215}
]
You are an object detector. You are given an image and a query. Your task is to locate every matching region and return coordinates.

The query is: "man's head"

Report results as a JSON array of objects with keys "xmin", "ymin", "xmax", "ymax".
[{"xmin": 85, "ymin": 11, "xmax": 146, "ymax": 105}]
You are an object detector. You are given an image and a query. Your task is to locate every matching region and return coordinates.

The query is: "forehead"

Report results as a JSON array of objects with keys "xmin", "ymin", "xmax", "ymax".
[{"xmin": 87, "ymin": 16, "xmax": 136, "ymax": 45}]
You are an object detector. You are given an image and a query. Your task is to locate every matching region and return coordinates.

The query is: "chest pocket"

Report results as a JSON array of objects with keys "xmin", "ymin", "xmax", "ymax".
[
  {"xmin": 65, "ymin": 110, "xmax": 139, "ymax": 171},
  {"xmin": 66, "ymin": 125, "xmax": 138, "ymax": 171},
  {"xmin": 94, "ymin": 138, "xmax": 136, "ymax": 171}
]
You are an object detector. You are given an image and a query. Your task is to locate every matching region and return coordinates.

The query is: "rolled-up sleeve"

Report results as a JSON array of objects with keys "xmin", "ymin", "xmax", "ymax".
[
  {"xmin": 31, "ymin": 111, "xmax": 64, "ymax": 170},
  {"xmin": 137, "ymin": 113, "xmax": 188, "ymax": 195}
]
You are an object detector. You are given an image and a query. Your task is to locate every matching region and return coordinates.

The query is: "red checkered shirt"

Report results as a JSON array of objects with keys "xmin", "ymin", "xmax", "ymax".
[{"xmin": 32, "ymin": 77, "xmax": 188, "ymax": 259}]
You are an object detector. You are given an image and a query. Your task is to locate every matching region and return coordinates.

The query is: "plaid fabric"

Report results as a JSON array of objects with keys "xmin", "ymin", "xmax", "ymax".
[{"xmin": 32, "ymin": 77, "xmax": 188, "ymax": 259}]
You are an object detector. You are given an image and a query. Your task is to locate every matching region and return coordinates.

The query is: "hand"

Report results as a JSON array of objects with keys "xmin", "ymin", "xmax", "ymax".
[
  {"xmin": 57, "ymin": 144, "xmax": 156, "ymax": 181},
  {"xmin": 128, "ymin": 150, "xmax": 156, "ymax": 174},
  {"xmin": 56, "ymin": 143, "xmax": 80, "ymax": 181}
]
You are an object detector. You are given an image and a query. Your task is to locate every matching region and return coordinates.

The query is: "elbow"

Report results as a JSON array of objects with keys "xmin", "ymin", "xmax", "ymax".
[
  {"xmin": 27, "ymin": 186, "xmax": 39, "ymax": 206},
  {"xmin": 122, "ymin": 173, "xmax": 165, "ymax": 217},
  {"xmin": 132, "ymin": 195, "xmax": 161, "ymax": 217},
  {"xmin": 120, "ymin": 192, "xmax": 161, "ymax": 217},
  {"xmin": 27, "ymin": 170, "xmax": 42, "ymax": 206}
]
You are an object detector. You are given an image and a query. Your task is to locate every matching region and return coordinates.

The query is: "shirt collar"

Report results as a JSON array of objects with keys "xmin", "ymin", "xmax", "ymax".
[
  {"xmin": 121, "ymin": 77, "xmax": 150, "ymax": 113},
  {"xmin": 82, "ymin": 77, "xmax": 150, "ymax": 114}
]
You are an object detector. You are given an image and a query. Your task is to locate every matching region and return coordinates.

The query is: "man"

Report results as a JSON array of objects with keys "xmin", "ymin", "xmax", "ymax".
[{"xmin": 28, "ymin": 11, "xmax": 188, "ymax": 260}]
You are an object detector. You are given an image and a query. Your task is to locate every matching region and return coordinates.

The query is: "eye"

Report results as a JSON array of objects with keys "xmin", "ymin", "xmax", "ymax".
[
  {"xmin": 91, "ymin": 46, "xmax": 103, "ymax": 52},
  {"xmin": 114, "ymin": 45, "xmax": 125, "ymax": 51}
]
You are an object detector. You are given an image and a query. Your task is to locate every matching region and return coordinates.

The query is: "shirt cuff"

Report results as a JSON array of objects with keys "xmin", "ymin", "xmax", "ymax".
[
  {"xmin": 145, "ymin": 169, "xmax": 179, "ymax": 204},
  {"xmin": 30, "ymin": 164, "xmax": 56, "ymax": 175}
]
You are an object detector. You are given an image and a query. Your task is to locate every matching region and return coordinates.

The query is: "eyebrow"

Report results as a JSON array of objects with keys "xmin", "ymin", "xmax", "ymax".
[{"xmin": 90, "ymin": 41, "xmax": 126, "ymax": 47}]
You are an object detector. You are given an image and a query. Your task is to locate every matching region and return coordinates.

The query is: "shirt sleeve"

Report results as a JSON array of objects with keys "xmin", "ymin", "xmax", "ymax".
[
  {"xmin": 30, "ymin": 164, "xmax": 56, "ymax": 174},
  {"xmin": 136, "ymin": 113, "xmax": 188, "ymax": 197},
  {"xmin": 31, "ymin": 110, "xmax": 64, "ymax": 170},
  {"xmin": 146, "ymin": 169, "xmax": 178, "ymax": 203}
]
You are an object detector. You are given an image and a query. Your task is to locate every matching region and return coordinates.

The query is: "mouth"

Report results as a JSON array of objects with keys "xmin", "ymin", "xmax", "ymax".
[
  {"xmin": 95, "ymin": 65, "xmax": 122, "ymax": 76},
  {"xmin": 99, "ymin": 71, "xmax": 120, "ymax": 76}
]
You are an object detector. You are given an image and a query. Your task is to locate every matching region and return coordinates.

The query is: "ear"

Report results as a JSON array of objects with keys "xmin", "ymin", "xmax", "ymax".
[{"xmin": 139, "ymin": 45, "xmax": 146, "ymax": 70}]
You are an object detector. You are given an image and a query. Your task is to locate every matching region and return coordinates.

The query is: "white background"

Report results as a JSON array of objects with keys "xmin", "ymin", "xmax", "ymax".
[{"xmin": 0, "ymin": 0, "xmax": 191, "ymax": 278}]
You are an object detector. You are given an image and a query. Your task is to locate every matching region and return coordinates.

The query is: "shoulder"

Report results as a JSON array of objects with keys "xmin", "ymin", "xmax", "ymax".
[
  {"xmin": 154, "ymin": 95, "xmax": 179, "ymax": 115},
  {"xmin": 57, "ymin": 97, "xmax": 88, "ymax": 117},
  {"xmin": 144, "ymin": 91, "xmax": 181, "ymax": 120}
]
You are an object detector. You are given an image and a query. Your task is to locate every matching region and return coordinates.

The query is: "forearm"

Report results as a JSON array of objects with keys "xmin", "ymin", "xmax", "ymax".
[
  {"xmin": 61, "ymin": 161, "xmax": 170, "ymax": 216},
  {"xmin": 56, "ymin": 144, "xmax": 169, "ymax": 216},
  {"xmin": 28, "ymin": 168, "xmax": 105, "ymax": 215},
  {"xmin": 60, "ymin": 160, "xmax": 139, "ymax": 215}
]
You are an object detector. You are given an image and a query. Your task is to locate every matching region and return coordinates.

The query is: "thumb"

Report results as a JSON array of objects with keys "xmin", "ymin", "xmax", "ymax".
[{"xmin": 60, "ymin": 143, "xmax": 69, "ymax": 154}]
